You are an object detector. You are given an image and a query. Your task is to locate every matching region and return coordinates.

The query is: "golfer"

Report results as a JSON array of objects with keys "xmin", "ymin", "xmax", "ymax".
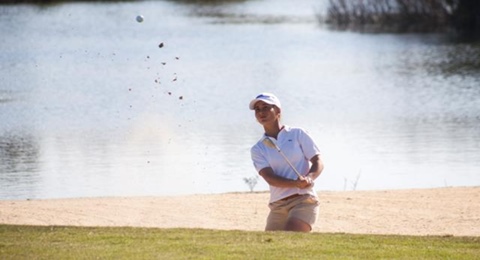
[{"xmin": 249, "ymin": 93, "xmax": 324, "ymax": 232}]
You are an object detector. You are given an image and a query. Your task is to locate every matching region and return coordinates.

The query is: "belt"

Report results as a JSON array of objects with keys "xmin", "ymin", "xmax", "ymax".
[{"xmin": 280, "ymin": 194, "xmax": 302, "ymax": 201}]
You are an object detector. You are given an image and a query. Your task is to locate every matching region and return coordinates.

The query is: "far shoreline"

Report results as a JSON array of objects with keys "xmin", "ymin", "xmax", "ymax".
[{"xmin": 2, "ymin": 185, "xmax": 477, "ymax": 201}]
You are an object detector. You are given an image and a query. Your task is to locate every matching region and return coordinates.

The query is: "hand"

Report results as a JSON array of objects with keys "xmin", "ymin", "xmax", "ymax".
[{"xmin": 296, "ymin": 176, "xmax": 314, "ymax": 189}]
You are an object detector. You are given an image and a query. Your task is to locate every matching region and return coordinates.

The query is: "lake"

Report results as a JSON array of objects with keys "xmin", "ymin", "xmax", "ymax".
[{"xmin": 1, "ymin": 0, "xmax": 479, "ymax": 200}]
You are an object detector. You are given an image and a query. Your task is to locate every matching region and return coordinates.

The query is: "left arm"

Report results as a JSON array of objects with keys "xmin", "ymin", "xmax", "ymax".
[{"xmin": 305, "ymin": 154, "xmax": 323, "ymax": 181}]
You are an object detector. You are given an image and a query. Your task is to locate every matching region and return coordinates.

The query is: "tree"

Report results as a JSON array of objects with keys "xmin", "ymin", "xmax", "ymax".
[{"xmin": 449, "ymin": 0, "xmax": 480, "ymax": 39}]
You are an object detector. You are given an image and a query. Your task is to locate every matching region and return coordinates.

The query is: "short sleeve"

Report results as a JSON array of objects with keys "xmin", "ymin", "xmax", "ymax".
[
  {"xmin": 298, "ymin": 129, "xmax": 321, "ymax": 160},
  {"xmin": 250, "ymin": 144, "xmax": 271, "ymax": 173}
]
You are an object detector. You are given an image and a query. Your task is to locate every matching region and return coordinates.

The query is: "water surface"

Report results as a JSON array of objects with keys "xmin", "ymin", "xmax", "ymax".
[{"xmin": 1, "ymin": 0, "xmax": 479, "ymax": 199}]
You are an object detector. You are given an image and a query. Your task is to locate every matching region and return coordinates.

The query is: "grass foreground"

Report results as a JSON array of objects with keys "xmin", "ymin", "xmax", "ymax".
[{"xmin": 0, "ymin": 225, "xmax": 479, "ymax": 259}]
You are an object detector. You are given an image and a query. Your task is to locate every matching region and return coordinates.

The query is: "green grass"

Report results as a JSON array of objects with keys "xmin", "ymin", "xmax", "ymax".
[{"xmin": 0, "ymin": 225, "xmax": 478, "ymax": 259}]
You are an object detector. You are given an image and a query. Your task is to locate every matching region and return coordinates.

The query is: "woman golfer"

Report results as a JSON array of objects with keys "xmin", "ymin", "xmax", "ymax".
[{"xmin": 249, "ymin": 93, "xmax": 324, "ymax": 232}]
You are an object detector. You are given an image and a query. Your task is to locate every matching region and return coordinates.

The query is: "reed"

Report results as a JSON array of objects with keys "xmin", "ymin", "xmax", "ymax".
[{"xmin": 323, "ymin": 0, "xmax": 480, "ymax": 37}]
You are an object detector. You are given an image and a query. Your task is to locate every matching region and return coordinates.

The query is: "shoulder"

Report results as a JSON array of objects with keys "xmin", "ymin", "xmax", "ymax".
[
  {"xmin": 283, "ymin": 125, "xmax": 308, "ymax": 135},
  {"xmin": 284, "ymin": 126, "xmax": 316, "ymax": 143},
  {"xmin": 251, "ymin": 136, "xmax": 266, "ymax": 152}
]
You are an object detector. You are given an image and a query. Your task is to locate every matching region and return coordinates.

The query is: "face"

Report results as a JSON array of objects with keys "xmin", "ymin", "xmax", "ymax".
[{"xmin": 253, "ymin": 101, "xmax": 280, "ymax": 125}]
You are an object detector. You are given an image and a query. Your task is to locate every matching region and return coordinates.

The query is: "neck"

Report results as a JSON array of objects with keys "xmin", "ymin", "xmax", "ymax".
[{"xmin": 264, "ymin": 122, "xmax": 283, "ymax": 139}]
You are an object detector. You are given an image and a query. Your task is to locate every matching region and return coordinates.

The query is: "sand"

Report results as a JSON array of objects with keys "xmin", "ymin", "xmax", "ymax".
[{"xmin": 0, "ymin": 187, "xmax": 478, "ymax": 237}]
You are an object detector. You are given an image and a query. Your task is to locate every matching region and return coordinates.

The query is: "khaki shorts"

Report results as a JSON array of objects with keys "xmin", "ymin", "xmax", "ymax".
[{"xmin": 265, "ymin": 194, "xmax": 320, "ymax": 231}]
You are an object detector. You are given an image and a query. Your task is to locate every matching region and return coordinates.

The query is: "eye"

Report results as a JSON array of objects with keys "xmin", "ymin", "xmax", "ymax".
[{"xmin": 255, "ymin": 105, "xmax": 272, "ymax": 113}]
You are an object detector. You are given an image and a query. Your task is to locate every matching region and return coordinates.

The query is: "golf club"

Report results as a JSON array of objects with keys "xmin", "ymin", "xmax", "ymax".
[{"xmin": 262, "ymin": 137, "xmax": 303, "ymax": 179}]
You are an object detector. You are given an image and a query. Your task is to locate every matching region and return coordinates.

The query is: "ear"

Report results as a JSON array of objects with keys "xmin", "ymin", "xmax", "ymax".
[{"xmin": 274, "ymin": 106, "xmax": 281, "ymax": 114}]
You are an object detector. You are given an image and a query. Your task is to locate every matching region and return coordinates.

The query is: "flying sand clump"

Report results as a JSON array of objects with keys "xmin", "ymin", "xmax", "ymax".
[
  {"xmin": 135, "ymin": 17, "xmax": 183, "ymax": 100},
  {"xmin": 156, "ymin": 42, "xmax": 182, "ymax": 100}
]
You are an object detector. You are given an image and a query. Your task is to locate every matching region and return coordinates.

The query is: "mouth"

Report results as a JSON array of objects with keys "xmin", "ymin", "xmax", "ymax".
[{"xmin": 258, "ymin": 116, "xmax": 268, "ymax": 123}]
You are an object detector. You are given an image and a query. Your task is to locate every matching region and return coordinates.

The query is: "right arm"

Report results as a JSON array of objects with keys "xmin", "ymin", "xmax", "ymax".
[{"xmin": 259, "ymin": 167, "xmax": 311, "ymax": 188}]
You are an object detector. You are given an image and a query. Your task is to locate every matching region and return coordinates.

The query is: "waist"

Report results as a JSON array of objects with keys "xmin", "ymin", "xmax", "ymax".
[{"xmin": 279, "ymin": 194, "xmax": 302, "ymax": 201}]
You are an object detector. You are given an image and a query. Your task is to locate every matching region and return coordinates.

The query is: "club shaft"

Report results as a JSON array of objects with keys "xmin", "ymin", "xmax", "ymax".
[
  {"xmin": 276, "ymin": 149, "xmax": 302, "ymax": 178},
  {"xmin": 265, "ymin": 138, "xmax": 303, "ymax": 178}
]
